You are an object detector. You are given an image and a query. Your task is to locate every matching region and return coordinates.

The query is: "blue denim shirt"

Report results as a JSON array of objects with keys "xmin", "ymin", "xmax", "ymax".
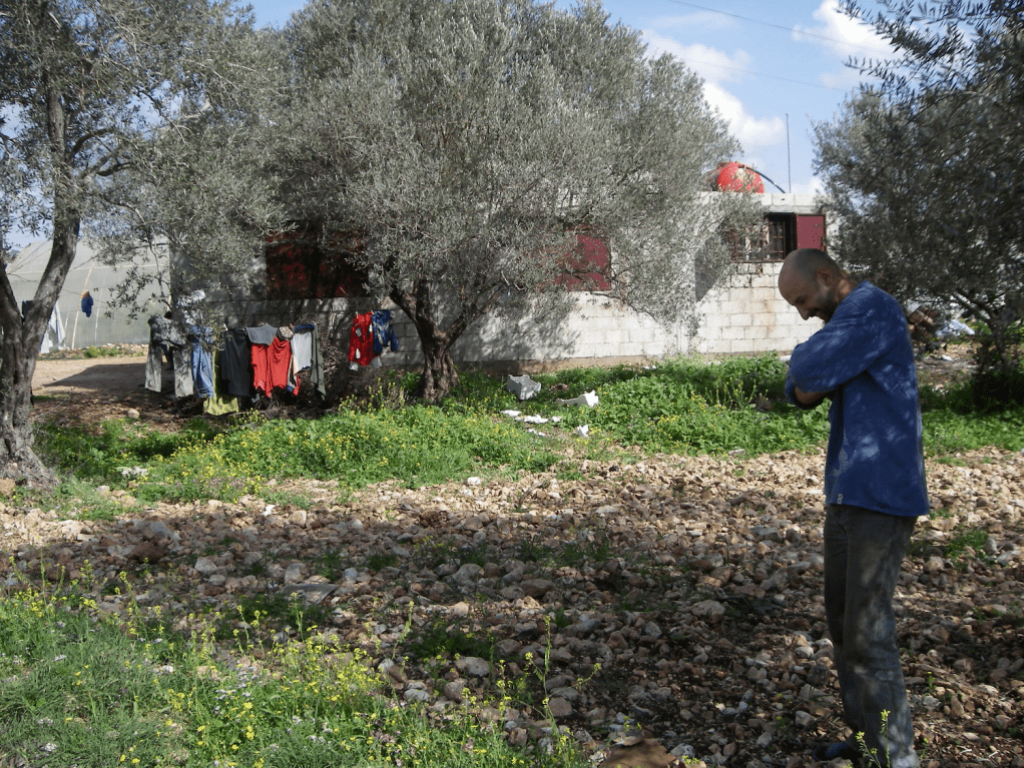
[{"xmin": 785, "ymin": 282, "xmax": 929, "ymax": 517}]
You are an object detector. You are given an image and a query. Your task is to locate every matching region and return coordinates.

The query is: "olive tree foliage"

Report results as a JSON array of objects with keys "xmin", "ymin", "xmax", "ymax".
[
  {"xmin": 0, "ymin": 0, "xmax": 257, "ymax": 484},
  {"xmin": 273, "ymin": 0, "xmax": 756, "ymax": 401},
  {"xmin": 91, "ymin": 23, "xmax": 289, "ymax": 321},
  {"xmin": 815, "ymin": 0, "xmax": 1024, "ymax": 378}
]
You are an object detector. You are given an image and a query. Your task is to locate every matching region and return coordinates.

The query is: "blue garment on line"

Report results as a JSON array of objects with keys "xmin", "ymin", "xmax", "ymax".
[
  {"xmin": 188, "ymin": 325, "xmax": 215, "ymax": 398},
  {"xmin": 371, "ymin": 310, "xmax": 399, "ymax": 355},
  {"xmin": 785, "ymin": 281, "xmax": 929, "ymax": 518}
]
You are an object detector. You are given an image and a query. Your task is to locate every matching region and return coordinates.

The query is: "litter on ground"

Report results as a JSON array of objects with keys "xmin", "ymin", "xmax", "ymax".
[
  {"xmin": 505, "ymin": 374, "xmax": 541, "ymax": 401},
  {"xmin": 556, "ymin": 390, "xmax": 598, "ymax": 408}
]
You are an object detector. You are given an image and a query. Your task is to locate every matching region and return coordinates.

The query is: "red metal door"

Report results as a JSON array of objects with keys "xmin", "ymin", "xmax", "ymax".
[{"xmin": 795, "ymin": 215, "xmax": 825, "ymax": 251}]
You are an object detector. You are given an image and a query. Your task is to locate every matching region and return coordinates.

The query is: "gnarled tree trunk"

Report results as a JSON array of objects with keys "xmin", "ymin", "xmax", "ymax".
[
  {"xmin": 391, "ymin": 279, "xmax": 480, "ymax": 403},
  {"xmin": 0, "ymin": 328, "xmax": 51, "ymax": 486},
  {"xmin": 0, "ymin": 216, "xmax": 80, "ymax": 488}
]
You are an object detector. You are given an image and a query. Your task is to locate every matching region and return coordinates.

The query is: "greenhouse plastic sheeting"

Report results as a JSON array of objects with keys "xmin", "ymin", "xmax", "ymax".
[{"xmin": 7, "ymin": 239, "xmax": 162, "ymax": 349}]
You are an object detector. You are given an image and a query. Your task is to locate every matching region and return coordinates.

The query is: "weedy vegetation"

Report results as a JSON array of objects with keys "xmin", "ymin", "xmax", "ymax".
[{"xmin": 12, "ymin": 351, "xmax": 1024, "ymax": 766}]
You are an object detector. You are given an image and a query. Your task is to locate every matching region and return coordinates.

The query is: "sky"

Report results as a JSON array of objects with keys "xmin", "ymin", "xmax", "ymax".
[{"xmin": 245, "ymin": 0, "xmax": 897, "ymax": 196}]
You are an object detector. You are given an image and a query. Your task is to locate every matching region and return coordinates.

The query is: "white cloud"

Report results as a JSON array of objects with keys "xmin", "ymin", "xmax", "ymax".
[
  {"xmin": 702, "ymin": 81, "xmax": 786, "ymax": 150},
  {"xmin": 643, "ymin": 32, "xmax": 752, "ymax": 85},
  {"xmin": 793, "ymin": 0, "xmax": 895, "ymax": 88},
  {"xmin": 642, "ymin": 31, "xmax": 784, "ymax": 152},
  {"xmin": 793, "ymin": 0, "xmax": 893, "ymax": 59}
]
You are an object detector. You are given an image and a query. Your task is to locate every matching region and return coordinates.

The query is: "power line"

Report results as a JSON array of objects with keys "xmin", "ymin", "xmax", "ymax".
[
  {"xmin": 684, "ymin": 56, "xmax": 848, "ymax": 91},
  {"xmin": 661, "ymin": 0, "xmax": 894, "ymax": 56}
]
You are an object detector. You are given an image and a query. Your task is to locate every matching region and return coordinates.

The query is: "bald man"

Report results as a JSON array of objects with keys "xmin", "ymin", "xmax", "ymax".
[{"xmin": 779, "ymin": 249, "xmax": 928, "ymax": 768}]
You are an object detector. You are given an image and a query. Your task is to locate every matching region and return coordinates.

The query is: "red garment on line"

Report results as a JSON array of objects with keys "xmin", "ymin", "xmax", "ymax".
[
  {"xmin": 269, "ymin": 337, "xmax": 296, "ymax": 394},
  {"xmin": 251, "ymin": 337, "xmax": 296, "ymax": 395},
  {"xmin": 251, "ymin": 344, "xmax": 271, "ymax": 396},
  {"xmin": 348, "ymin": 312, "xmax": 375, "ymax": 365}
]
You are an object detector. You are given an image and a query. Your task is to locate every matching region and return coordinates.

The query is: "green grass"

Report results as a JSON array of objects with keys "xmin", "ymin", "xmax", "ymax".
[
  {"xmin": 944, "ymin": 525, "xmax": 992, "ymax": 567},
  {"xmin": 0, "ymin": 580, "xmax": 583, "ymax": 768},
  {"xmin": 406, "ymin": 620, "xmax": 496, "ymax": 662},
  {"xmin": 31, "ymin": 353, "xmax": 1024, "ymax": 506}
]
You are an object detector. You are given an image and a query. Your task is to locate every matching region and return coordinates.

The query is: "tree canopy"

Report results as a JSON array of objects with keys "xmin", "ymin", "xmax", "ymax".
[
  {"xmin": 272, "ymin": 0, "xmax": 755, "ymax": 399},
  {"xmin": 815, "ymin": 0, "xmax": 1024, "ymax": 374},
  {"xmin": 1, "ymin": 0, "xmax": 758, "ymax": 484}
]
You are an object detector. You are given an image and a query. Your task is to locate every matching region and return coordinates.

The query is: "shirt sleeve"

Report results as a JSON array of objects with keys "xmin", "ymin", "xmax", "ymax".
[{"xmin": 785, "ymin": 288, "xmax": 902, "ymax": 402}]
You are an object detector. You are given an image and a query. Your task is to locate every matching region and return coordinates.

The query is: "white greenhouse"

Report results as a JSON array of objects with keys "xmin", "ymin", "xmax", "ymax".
[{"xmin": 8, "ymin": 239, "xmax": 164, "ymax": 350}]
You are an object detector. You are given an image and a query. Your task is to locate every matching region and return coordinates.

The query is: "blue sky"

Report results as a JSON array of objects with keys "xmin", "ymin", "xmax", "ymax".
[{"xmin": 246, "ymin": 0, "xmax": 896, "ymax": 196}]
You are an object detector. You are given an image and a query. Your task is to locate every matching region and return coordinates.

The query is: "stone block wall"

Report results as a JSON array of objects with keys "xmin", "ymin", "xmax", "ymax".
[
  {"xmin": 248, "ymin": 260, "xmax": 817, "ymax": 371},
  {"xmin": 693, "ymin": 261, "xmax": 816, "ymax": 355}
]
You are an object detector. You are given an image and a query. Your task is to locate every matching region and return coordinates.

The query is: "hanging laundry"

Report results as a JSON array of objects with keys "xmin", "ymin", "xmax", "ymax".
[
  {"xmin": 269, "ymin": 335, "xmax": 296, "ymax": 394},
  {"xmin": 146, "ymin": 315, "xmax": 186, "ymax": 394},
  {"xmin": 81, "ymin": 291, "xmax": 93, "ymax": 317},
  {"xmin": 172, "ymin": 347, "xmax": 193, "ymax": 398},
  {"xmin": 248, "ymin": 325, "xmax": 296, "ymax": 396},
  {"xmin": 221, "ymin": 328, "xmax": 254, "ymax": 398},
  {"xmin": 307, "ymin": 324, "xmax": 326, "ymax": 397},
  {"xmin": 247, "ymin": 323, "xmax": 279, "ymax": 396},
  {"xmin": 348, "ymin": 312, "xmax": 375, "ymax": 366},
  {"xmin": 246, "ymin": 323, "xmax": 278, "ymax": 346},
  {"xmin": 204, "ymin": 351, "xmax": 240, "ymax": 415},
  {"xmin": 189, "ymin": 325, "xmax": 215, "ymax": 399},
  {"xmin": 293, "ymin": 323, "xmax": 326, "ymax": 398},
  {"xmin": 291, "ymin": 325, "xmax": 314, "ymax": 371},
  {"xmin": 39, "ymin": 305, "xmax": 65, "ymax": 355},
  {"xmin": 274, "ymin": 326, "xmax": 298, "ymax": 393},
  {"xmin": 249, "ymin": 340, "xmax": 272, "ymax": 396},
  {"xmin": 371, "ymin": 309, "xmax": 399, "ymax": 355}
]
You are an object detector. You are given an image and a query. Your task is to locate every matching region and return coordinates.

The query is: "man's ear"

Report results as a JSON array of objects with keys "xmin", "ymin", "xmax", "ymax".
[{"xmin": 816, "ymin": 267, "xmax": 833, "ymax": 287}]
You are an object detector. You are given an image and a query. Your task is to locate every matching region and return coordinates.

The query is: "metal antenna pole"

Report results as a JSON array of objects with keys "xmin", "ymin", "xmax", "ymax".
[{"xmin": 786, "ymin": 113, "xmax": 792, "ymax": 194}]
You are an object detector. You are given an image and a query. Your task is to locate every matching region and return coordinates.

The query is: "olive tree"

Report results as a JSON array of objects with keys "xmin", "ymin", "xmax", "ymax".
[
  {"xmin": 274, "ymin": 0, "xmax": 756, "ymax": 401},
  {"xmin": 0, "ymin": 0, "xmax": 256, "ymax": 484},
  {"xmin": 816, "ymin": 0, "xmax": 1024, "ymax": 378}
]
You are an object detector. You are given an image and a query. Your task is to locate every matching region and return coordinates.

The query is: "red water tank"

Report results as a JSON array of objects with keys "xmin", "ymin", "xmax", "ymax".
[{"xmin": 712, "ymin": 162, "xmax": 764, "ymax": 193}]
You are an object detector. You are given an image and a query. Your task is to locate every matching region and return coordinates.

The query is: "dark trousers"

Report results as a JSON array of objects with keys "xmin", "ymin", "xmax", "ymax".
[{"xmin": 824, "ymin": 504, "xmax": 919, "ymax": 768}]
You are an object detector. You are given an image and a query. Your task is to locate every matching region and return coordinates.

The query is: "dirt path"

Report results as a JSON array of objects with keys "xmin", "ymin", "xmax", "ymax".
[
  {"xmin": 33, "ymin": 355, "xmax": 147, "ymax": 394},
  {"xmin": 31, "ymin": 355, "xmax": 155, "ymax": 427}
]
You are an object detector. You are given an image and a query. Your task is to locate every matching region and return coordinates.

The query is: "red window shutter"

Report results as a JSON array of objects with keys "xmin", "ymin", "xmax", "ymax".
[
  {"xmin": 557, "ymin": 233, "xmax": 610, "ymax": 291},
  {"xmin": 576, "ymin": 234, "xmax": 610, "ymax": 291},
  {"xmin": 795, "ymin": 215, "xmax": 825, "ymax": 250}
]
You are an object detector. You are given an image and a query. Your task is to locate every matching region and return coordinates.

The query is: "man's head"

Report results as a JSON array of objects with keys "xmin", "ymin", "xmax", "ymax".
[{"xmin": 778, "ymin": 248, "xmax": 854, "ymax": 323}]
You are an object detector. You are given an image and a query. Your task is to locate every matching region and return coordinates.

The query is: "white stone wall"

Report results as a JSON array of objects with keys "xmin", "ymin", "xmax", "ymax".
[
  {"xmin": 693, "ymin": 261, "xmax": 817, "ymax": 355},
  {"xmin": 248, "ymin": 259, "xmax": 816, "ymax": 370},
  {"xmin": 448, "ymin": 294, "xmax": 690, "ymax": 368}
]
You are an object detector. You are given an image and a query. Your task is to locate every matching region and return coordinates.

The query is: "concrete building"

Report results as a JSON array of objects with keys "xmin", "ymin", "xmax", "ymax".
[{"xmin": 27, "ymin": 191, "xmax": 827, "ymax": 365}]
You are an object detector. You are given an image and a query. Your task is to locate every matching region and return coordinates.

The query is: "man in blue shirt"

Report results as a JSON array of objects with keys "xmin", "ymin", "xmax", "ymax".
[{"xmin": 779, "ymin": 248, "xmax": 928, "ymax": 768}]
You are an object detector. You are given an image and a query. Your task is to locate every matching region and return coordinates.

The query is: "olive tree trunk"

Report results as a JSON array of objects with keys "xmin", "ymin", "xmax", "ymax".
[{"xmin": 390, "ymin": 280, "xmax": 483, "ymax": 403}]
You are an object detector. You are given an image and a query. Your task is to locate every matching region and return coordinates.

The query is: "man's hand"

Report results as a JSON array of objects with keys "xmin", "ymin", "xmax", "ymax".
[{"xmin": 793, "ymin": 387, "xmax": 829, "ymax": 406}]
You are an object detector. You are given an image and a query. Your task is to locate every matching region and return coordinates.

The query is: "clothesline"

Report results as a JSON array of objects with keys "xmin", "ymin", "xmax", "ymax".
[
  {"xmin": 144, "ymin": 317, "xmax": 326, "ymax": 415},
  {"xmin": 145, "ymin": 308, "xmax": 400, "ymax": 414}
]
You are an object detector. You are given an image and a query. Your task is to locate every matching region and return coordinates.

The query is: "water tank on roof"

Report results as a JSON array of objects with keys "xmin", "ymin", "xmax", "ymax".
[{"xmin": 712, "ymin": 162, "xmax": 764, "ymax": 193}]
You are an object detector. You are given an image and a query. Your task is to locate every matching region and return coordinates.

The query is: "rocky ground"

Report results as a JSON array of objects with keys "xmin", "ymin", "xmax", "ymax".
[{"xmin": 6, "ymin": 344, "xmax": 1022, "ymax": 768}]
